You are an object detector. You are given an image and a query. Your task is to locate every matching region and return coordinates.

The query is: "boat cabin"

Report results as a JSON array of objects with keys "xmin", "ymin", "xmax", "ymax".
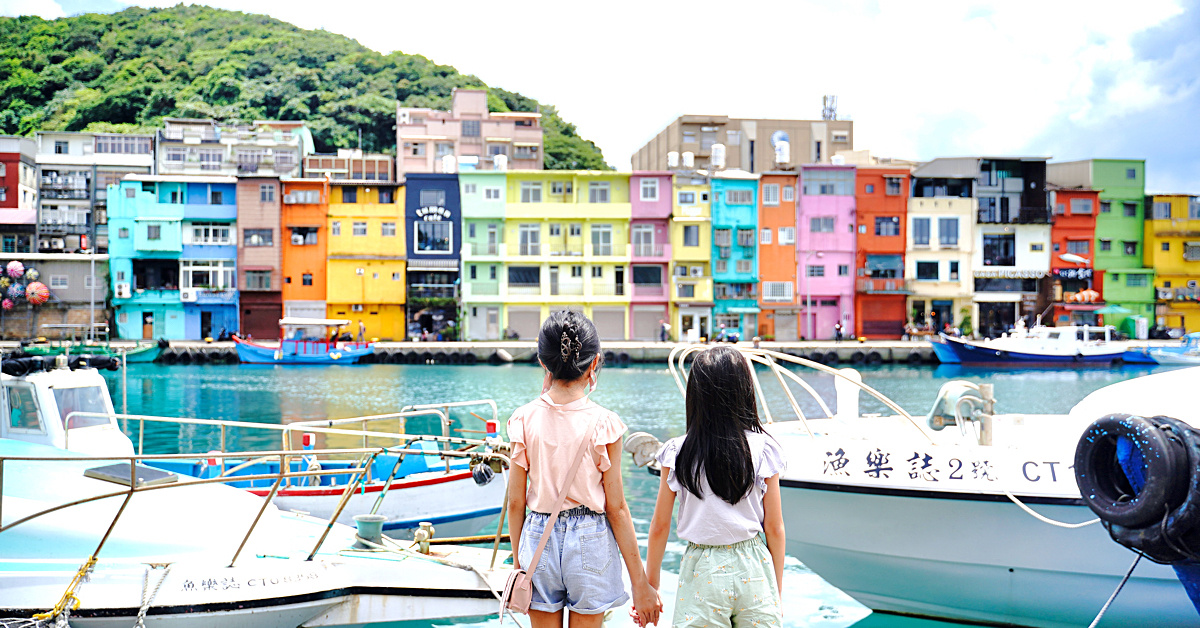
[{"xmin": 0, "ymin": 363, "xmax": 132, "ymax": 455}]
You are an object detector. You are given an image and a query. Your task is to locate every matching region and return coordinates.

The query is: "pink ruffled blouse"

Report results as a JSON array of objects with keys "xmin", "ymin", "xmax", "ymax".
[{"xmin": 507, "ymin": 393, "xmax": 627, "ymax": 514}]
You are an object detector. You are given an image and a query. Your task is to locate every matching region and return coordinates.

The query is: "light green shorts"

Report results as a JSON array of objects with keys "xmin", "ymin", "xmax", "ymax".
[{"xmin": 672, "ymin": 536, "xmax": 781, "ymax": 628}]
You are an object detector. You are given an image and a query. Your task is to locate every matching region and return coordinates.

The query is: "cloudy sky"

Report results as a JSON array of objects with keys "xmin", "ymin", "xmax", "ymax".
[{"xmin": 9, "ymin": 0, "xmax": 1199, "ymax": 192}]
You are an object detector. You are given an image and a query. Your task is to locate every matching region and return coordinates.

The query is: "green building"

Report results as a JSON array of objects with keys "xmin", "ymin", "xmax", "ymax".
[{"xmin": 1047, "ymin": 159, "xmax": 1153, "ymax": 332}]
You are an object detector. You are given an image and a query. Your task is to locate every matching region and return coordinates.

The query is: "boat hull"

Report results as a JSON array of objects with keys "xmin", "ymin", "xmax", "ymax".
[
  {"xmin": 19, "ymin": 344, "xmax": 162, "ymax": 363},
  {"xmin": 930, "ymin": 335, "xmax": 1124, "ymax": 365},
  {"xmin": 233, "ymin": 338, "xmax": 374, "ymax": 365}
]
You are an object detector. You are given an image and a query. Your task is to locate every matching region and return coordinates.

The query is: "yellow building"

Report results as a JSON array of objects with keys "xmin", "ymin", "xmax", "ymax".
[
  {"xmin": 498, "ymin": 171, "xmax": 633, "ymax": 340},
  {"xmin": 325, "ymin": 182, "xmax": 407, "ymax": 340},
  {"xmin": 669, "ymin": 172, "xmax": 714, "ymax": 340},
  {"xmin": 1145, "ymin": 194, "xmax": 1200, "ymax": 332}
]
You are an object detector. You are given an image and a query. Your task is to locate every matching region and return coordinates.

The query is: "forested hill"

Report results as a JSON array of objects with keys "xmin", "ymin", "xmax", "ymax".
[{"xmin": 0, "ymin": 4, "xmax": 610, "ymax": 169}]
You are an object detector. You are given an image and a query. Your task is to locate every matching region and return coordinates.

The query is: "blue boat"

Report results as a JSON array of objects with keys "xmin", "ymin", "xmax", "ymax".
[
  {"xmin": 929, "ymin": 323, "xmax": 1129, "ymax": 365},
  {"xmin": 233, "ymin": 317, "xmax": 375, "ymax": 364}
]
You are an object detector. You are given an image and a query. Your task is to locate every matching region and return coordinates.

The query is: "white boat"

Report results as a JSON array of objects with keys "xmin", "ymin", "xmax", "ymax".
[
  {"xmin": 632, "ymin": 347, "xmax": 1197, "ymax": 628},
  {"xmin": 929, "ymin": 322, "xmax": 1129, "ymax": 365},
  {"xmin": 1145, "ymin": 332, "xmax": 1200, "ymax": 365}
]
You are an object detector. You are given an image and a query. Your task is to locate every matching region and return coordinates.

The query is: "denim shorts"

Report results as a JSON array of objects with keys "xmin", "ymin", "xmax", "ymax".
[{"xmin": 518, "ymin": 506, "xmax": 629, "ymax": 614}]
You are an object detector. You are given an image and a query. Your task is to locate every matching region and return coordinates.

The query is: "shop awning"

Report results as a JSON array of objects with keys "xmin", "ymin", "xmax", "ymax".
[
  {"xmin": 1064, "ymin": 303, "xmax": 1104, "ymax": 311},
  {"xmin": 725, "ymin": 306, "xmax": 761, "ymax": 314},
  {"xmin": 407, "ymin": 259, "xmax": 460, "ymax": 270}
]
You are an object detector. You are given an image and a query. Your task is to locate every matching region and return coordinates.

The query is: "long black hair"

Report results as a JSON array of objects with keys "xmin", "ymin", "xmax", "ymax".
[
  {"xmin": 675, "ymin": 346, "xmax": 764, "ymax": 505},
  {"xmin": 537, "ymin": 310, "xmax": 602, "ymax": 381}
]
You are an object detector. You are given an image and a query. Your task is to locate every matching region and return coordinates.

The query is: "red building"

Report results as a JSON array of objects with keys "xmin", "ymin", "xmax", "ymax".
[
  {"xmin": 0, "ymin": 136, "xmax": 37, "ymax": 251},
  {"xmin": 1048, "ymin": 184, "xmax": 1103, "ymax": 325},
  {"xmin": 757, "ymin": 173, "xmax": 800, "ymax": 340},
  {"xmin": 853, "ymin": 166, "xmax": 911, "ymax": 338}
]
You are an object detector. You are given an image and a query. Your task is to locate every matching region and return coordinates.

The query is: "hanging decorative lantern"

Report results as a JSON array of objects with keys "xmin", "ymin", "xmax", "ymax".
[
  {"xmin": 6, "ymin": 261, "xmax": 24, "ymax": 279},
  {"xmin": 26, "ymin": 281, "xmax": 49, "ymax": 305},
  {"xmin": 24, "ymin": 268, "xmax": 38, "ymax": 282},
  {"xmin": 2, "ymin": 299, "xmax": 13, "ymax": 310},
  {"xmin": 0, "ymin": 277, "xmax": 11, "ymax": 290},
  {"xmin": 7, "ymin": 283, "xmax": 25, "ymax": 300}
]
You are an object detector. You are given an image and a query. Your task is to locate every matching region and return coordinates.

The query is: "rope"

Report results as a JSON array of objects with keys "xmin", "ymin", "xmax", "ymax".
[
  {"xmin": 134, "ymin": 564, "xmax": 172, "ymax": 628},
  {"xmin": 1003, "ymin": 489, "xmax": 1100, "ymax": 529},
  {"xmin": 31, "ymin": 556, "xmax": 96, "ymax": 621},
  {"xmin": 1087, "ymin": 553, "xmax": 1142, "ymax": 628},
  {"xmin": 0, "ymin": 618, "xmax": 48, "ymax": 627}
]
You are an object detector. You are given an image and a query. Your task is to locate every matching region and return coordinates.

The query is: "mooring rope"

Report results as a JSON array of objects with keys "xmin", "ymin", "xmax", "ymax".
[
  {"xmin": 1003, "ymin": 488, "xmax": 1100, "ymax": 529},
  {"xmin": 1087, "ymin": 553, "xmax": 1142, "ymax": 628}
]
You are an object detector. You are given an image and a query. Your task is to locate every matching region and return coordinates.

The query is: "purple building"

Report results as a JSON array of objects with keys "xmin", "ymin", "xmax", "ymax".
[
  {"xmin": 629, "ymin": 172, "xmax": 673, "ymax": 340},
  {"xmin": 797, "ymin": 165, "xmax": 857, "ymax": 340}
]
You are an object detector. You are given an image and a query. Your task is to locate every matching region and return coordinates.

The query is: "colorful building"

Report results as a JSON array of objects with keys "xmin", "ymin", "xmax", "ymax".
[
  {"xmin": 459, "ymin": 170, "xmax": 507, "ymax": 340},
  {"xmin": 396, "ymin": 89, "xmax": 544, "ymax": 175},
  {"xmin": 711, "ymin": 170, "xmax": 759, "ymax": 339},
  {"xmin": 280, "ymin": 178, "xmax": 329, "ymax": 328},
  {"xmin": 498, "ymin": 171, "xmax": 633, "ymax": 341},
  {"xmin": 669, "ymin": 172, "xmax": 713, "ymax": 341},
  {"xmin": 156, "ymin": 118, "xmax": 310, "ymax": 178},
  {"xmin": 0, "ymin": 136, "xmax": 37, "ymax": 253},
  {"xmin": 628, "ymin": 172, "xmax": 673, "ymax": 340},
  {"xmin": 1145, "ymin": 194, "xmax": 1200, "ymax": 332},
  {"xmin": 177, "ymin": 177, "xmax": 239, "ymax": 339},
  {"xmin": 797, "ymin": 165, "xmax": 856, "ymax": 340},
  {"xmin": 757, "ymin": 172, "xmax": 799, "ymax": 340},
  {"xmin": 1047, "ymin": 159, "xmax": 1153, "ymax": 329},
  {"xmin": 907, "ymin": 168, "xmax": 976, "ymax": 334},
  {"xmin": 325, "ymin": 182, "xmax": 406, "ymax": 340},
  {"xmin": 404, "ymin": 173, "xmax": 461, "ymax": 338},
  {"xmin": 854, "ymin": 166, "xmax": 910, "ymax": 338},
  {"xmin": 1048, "ymin": 184, "xmax": 1102, "ymax": 325},
  {"xmin": 236, "ymin": 176, "xmax": 282, "ymax": 338}
]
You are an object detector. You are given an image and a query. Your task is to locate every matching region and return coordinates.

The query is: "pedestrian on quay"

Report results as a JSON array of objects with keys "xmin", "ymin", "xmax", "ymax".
[
  {"xmin": 507, "ymin": 310, "xmax": 661, "ymax": 628},
  {"xmin": 660, "ymin": 319, "xmax": 671, "ymax": 342},
  {"xmin": 834, "ymin": 321, "xmax": 843, "ymax": 342},
  {"xmin": 357, "ymin": 319, "xmax": 365, "ymax": 342},
  {"xmin": 644, "ymin": 345, "xmax": 786, "ymax": 628}
]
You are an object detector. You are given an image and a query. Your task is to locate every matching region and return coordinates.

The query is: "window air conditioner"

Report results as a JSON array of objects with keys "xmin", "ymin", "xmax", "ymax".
[
  {"xmin": 38, "ymin": 239, "xmax": 50, "ymax": 250},
  {"xmin": 1157, "ymin": 288, "xmax": 1174, "ymax": 300},
  {"xmin": 51, "ymin": 238, "xmax": 65, "ymax": 249},
  {"xmin": 291, "ymin": 234, "xmax": 305, "ymax": 246},
  {"xmin": 180, "ymin": 288, "xmax": 198, "ymax": 302},
  {"xmin": 115, "ymin": 283, "xmax": 131, "ymax": 299},
  {"xmin": 283, "ymin": 194, "xmax": 297, "ymax": 204},
  {"xmin": 690, "ymin": 266, "xmax": 703, "ymax": 277}
]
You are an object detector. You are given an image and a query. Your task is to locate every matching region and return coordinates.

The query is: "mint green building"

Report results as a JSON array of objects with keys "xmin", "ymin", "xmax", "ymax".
[
  {"xmin": 458, "ymin": 171, "xmax": 507, "ymax": 340},
  {"xmin": 1047, "ymin": 159, "xmax": 1153, "ymax": 331}
]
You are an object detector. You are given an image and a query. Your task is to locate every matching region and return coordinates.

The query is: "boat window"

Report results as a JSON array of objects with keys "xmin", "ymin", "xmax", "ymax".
[
  {"xmin": 54, "ymin": 387, "xmax": 111, "ymax": 429},
  {"xmin": 1046, "ymin": 331, "xmax": 1060, "ymax": 339},
  {"xmin": 6, "ymin": 384, "xmax": 44, "ymax": 433}
]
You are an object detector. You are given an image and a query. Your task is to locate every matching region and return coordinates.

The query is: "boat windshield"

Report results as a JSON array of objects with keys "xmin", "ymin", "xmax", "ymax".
[{"xmin": 54, "ymin": 386, "xmax": 111, "ymax": 429}]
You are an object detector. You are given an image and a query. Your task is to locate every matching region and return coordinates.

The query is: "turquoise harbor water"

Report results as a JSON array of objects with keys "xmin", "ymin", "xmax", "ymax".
[{"xmin": 99, "ymin": 361, "xmax": 1177, "ymax": 628}]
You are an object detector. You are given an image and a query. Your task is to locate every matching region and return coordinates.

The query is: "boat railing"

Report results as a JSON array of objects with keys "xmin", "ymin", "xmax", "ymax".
[
  {"xmin": 667, "ymin": 345, "xmax": 931, "ymax": 443},
  {"xmin": 0, "ymin": 444, "xmax": 514, "ymax": 574}
]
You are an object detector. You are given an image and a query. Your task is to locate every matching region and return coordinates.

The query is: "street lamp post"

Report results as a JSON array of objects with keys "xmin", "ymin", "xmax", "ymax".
[{"xmin": 803, "ymin": 250, "xmax": 824, "ymax": 340}]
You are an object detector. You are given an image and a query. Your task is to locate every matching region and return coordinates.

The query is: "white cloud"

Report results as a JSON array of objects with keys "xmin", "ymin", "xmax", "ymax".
[{"xmin": 0, "ymin": 0, "xmax": 66, "ymax": 18}]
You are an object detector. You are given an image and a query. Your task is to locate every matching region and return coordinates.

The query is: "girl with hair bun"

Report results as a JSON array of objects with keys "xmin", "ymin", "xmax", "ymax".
[{"xmin": 507, "ymin": 310, "xmax": 661, "ymax": 628}]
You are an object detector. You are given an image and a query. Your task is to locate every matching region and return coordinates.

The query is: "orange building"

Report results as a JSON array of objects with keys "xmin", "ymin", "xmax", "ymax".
[
  {"xmin": 854, "ymin": 166, "xmax": 911, "ymax": 338},
  {"xmin": 1048, "ymin": 184, "xmax": 1103, "ymax": 325},
  {"xmin": 757, "ymin": 173, "xmax": 800, "ymax": 340},
  {"xmin": 281, "ymin": 178, "xmax": 330, "ymax": 323}
]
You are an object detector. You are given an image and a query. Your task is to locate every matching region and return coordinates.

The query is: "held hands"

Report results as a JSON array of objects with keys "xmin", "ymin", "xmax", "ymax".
[{"xmin": 628, "ymin": 583, "xmax": 662, "ymax": 627}]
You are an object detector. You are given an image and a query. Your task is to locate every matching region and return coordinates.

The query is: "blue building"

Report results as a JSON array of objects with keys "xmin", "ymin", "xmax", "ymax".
[
  {"xmin": 108, "ymin": 175, "xmax": 238, "ymax": 340},
  {"xmin": 710, "ymin": 171, "xmax": 760, "ymax": 340},
  {"xmin": 403, "ymin": 173, "xmax": 461, "ymax": 337}
]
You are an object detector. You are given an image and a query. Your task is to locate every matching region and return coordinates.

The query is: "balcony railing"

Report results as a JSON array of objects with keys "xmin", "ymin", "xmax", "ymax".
[
  {"xmin": 508, "ymin": 283, "xmax": 542, "ymax": 295},
  {"xmin": 42, "ymin": 190, "xmax": 90, "ymax": 200},
  {"xmin": 857, "ymin": 277, "xmax": 912, "ymax": 293},
  {"xmin": 633, "ymin": 283, "xmax": 665, "ymax": 296},
  {"xmin": 408, "ymin": 285, "xmax": 456, "ymax": 299},
  {"xmin": 977, "ymin": 207, "xmax": 1051, "ymax": 224},
  {"xmin": 633, "ymin": 243, "xmax": 664, "ymax": 257},
  {"xmin": 548, "ymin": 246, "xmax": 585, "ymax": 257},
  {"xmin": 470, "ymin": 242, "xmax": 499, "ymax": 255},
  {"xmin": 518, "ymin": 243, "xmax": 541, "ymax": 256},
  {"xmin": 468, "ymin": 282, "xmax": 500, "ymax": 296},
  {"xmin": 589, "ymin": 244, "xmax": 626, "ymax": 257},
  {"xmin": 40, "ymin": 176, "xmax": 89, "ymax": 190},
  {"xmin": 591, "ymin": 284, "xmax": 626, "ymax": 296},
  {"xmin": 550, "ymin": 284, "xmax": 584, "ymax": 296}
]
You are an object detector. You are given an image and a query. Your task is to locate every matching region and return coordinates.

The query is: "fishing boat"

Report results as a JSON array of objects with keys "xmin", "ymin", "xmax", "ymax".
[
  {"xmin": 1140, "ymin": 331, "xmax": 1200, "ymax": 365},
  {"xmin": 624, "ymin": 347, "xmax": 1197, "ymax": 627},
  {"xmin": 18, "ymin": 339, "xmax": 167, "ymax": 363},
  {"xmin": 929, "ymin": 321, "xmax": 1128, "ymax": 365},
  {"xmin": 232, "ymin": 317, "xmax": 375, "ymax": 364}
]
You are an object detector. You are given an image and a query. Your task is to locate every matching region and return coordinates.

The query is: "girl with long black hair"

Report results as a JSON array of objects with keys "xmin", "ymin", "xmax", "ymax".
[{"xmin": 645, "ymin": 345, "xmax": 786, "ymax": 627}]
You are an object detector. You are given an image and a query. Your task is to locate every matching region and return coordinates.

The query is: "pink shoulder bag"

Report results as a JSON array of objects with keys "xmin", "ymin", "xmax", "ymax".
[{"xmin": 501, "ymin": 414, "xmax": 598, "ymax": 617}]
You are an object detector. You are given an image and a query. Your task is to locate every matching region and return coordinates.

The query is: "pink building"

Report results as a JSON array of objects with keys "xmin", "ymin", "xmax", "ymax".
[
  {"xmin": 797, "ymin": 165, "xmax": 857, "ymax": 340},
  {"xmin": 629, "ymin": 172, "xmax": 673, "ymax": 340},
  {"xmin": 396, "ymin": 89, "xmax": 544, "ymax": 174}
]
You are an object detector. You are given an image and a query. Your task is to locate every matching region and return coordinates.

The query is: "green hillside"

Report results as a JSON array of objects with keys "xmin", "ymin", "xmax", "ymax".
[{"xmin": 0, "ymin": 4, "xmax": 609, "ymax": 169}]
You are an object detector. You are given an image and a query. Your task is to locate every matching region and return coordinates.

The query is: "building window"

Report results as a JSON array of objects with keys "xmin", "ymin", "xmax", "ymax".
[
  {"xmin": 244, "ymin": 229, "xmax": 272, "ymax": 247},
  {"xmin": 1184, "ymin": 243, "xmax": 1200, "ymax": 261},
  {"xmin": 571, "ymin": 265, "xmax": 583, "ymax": 278},
  {"xmin": 678, "ymin": 191, "xmax": 696, "ymax": 205},
  {"xmin": 49, "ymin": 275, "xmax": 68, "ymax": 289},
  {"xmin": 1100, "ymin": 201, "xmax": 1111, "ymax": 213},
  {"xmin": 1030, "ymin": 243, "xmax": 1044, "ymax": 252},
  {"xmin": 290, "ymin": 227, "xmax": 318, "ymax": 245},
  {"xmin": 260, "ymin": 184, "xmax": 275, "ymax": 202},
  {"xmin": 1163, "ymin": 242, "xmax": 1170, "ymax": 251},
  {"xmin": 245, "ymin": 271, "xmax": 271, "ymax": 290},
  {"xmin": 436, "ymin": 142, "xmax": 454, "ymax": 158},
  {"xmin": 1071, "ymin": 199, "xmax": 1094, "ymax": 215},
  {"xmin": 782, "ymin": 186, "xmax": 794, "ymax": 202},
  {"xmin": 420, "ymin": 189, "xmax": 446, "ymax": 207},
  {"xmin": 683, "ymin": 225, "xmax": 700, "ymax": 247},
  {"xmin": 490, "ymin": 265, "xmax": 497, "ymax": 280},
  {"xmin": 715, "ymin": 260, "xmax": 727, "ymax": 273},
  {"xmin": 551, "ymin": 181, "xmax": 571, "ymax": 195},
  {"xmin": 1100, "ymin": 239, "xmax": 1112, "ymax": 251},
  {"xmin": 885, "ymin": 177, "xmax": 902, "ymax": 195},
  {"xmin": 682, "ymin": 130, "xmax": 696, "ymax": 143},
  {"xmin": 1067, "ymin": 240, "xmax": 1090, "ymax": 255},
  {"xmin": 591, "ymin": 224, "xmax": 613, "ymax": 255},
  {"xmin": 394, "ymin": 272, "xmax": 402, "ymax": 281},
  {"xmin": 468, "ymin": 223, "xmax": 476, "ymax": 238},
  {"xmin": 763, "ymin": 281, "xmax": 792, "ymax": 301},
  {"xmin": 549, "ymin": 223, "xmax": 561, "ymax": 237},
  {"xmin": 209, "ymin": 190, "xmax": 224, "ymax": 204},
  {"xmin": 381, "ymin": 222, "xmax": 396, "ymax": 237},
  {"xmin": 119, "ymin": 227, "xmax": 129, "ymax": 239},
  {"xmin": 592, "ymin": 266, "xmax": 603, "ymax": 278},
  {"xmin": 1123, "ymin": 241, "xmax": 1137, "ymax": 256},
  {"xmin": 714, "ymin": 229, "xmax": 731, "ymax": 247},
  {"xmin": 983, "ymin": 234, "xmax": 1016, "ymax": 266},
  {"xmin": 331, "ymin": 221, "xmax": 341, "ymax": 236},
  {"xmin": 640, "ymin": 179, "xmax": 658, "ymax": 201},
  {"xmin": 949, "ymin": 261, "xmax": 960, "ymax": 280},
  {"xmin": 1153, "ymin": 201, "xmax": 1172, "ymax": 219},
  {"xmin": 405, "ymin": 142, "xmax": 426, "ymax": 157},
  {"xmin": 938, "ymin": 218, "xmax": 958, "ymax": 246},
  {"xmin": 343, "ymin": 187, "xmax": 358, "ymax": 203},
  {"xmin": 463, "ymin": 183, "xmax": 477, "ymax": 195},
  {"xmin": 725, "ymin": 189, "xmax": 753, "ymax": 205},
  {"xmin": 865, "ymin": 184, "xmax": 875, "ymax": 194},
  {"xmin": 736, "ymin": 259, "xmax": 752, "ymax": 273},
  {"xmin": 837, "ymin": 264, "xmax": 849, "ymax": 276},
  {"xmin": 520, "ymin": 182, "xmax": 542, "ymax": 203},
  {"xmin": 1123, "ymin": 202, "xmax": 1137, "ymax": 217},
  {"xmin": 806, "ymin": 265, "xmax": 825, "ymax": 277},
  {"xmin": 778, "ymin": 227, "xmax": 795, "ymax": 244},
  {"xmin": 569, "ymin": 223, "xmax": 581, "ymax": 237},
  {"xmin": 760, "ymin": 228, "xmax": 772, "ymax": 244},
  {"xmin": 588, "ymin": 181, "xmax": 610, "ymax": 203},
  {"xmin": 916, "ymin": 261, "xmax": 939, "ymax": 280},
  {"xmin": 54, "ymin": 140, "xmax": 69, "ymax": 154},
  {"xmin": 1190, "ymin": 199, "xmax": 1200, "ymax": 219},
  {"xmin": 469, "ymin": 265, "xmax": 477, "ymax": 280},
  {"xmin": 1127, "ymin": 274, "xmax": 1147, "ymax": 287},
  {"xmin": 514, "ymin": 145, "xmax": 538, "ymax": 160},
  {"xmin": 810, "ymin": 217, "xmax": 835, "ymax": 233},
  {"xmin": 762, "ymin": 184, "xmax": 779, "ymax": 206},
  {"xmin": 302, "ymin": 273, "xmax": 313, "ymax": 286},
  {"xmin": 1126, "ymin": 168, "xmax": 1137, "ymax": 179},
  {"xmin": 378, "ymin": 188, "xmax": 394, "ymax": 204},
  {"xmin": 353, "ymin": 221, "xmax": 367, "ymax": 236},
  {"xmin": 875, "ymin": 216, "xmax": 899, "ymax": 236},
  {"xmin": 416, "ymin": 221, "xmax": 452, "ymax": 252},
  {"xmin": 1055, "ymin": 203, "xmax": 1066, "ymax": 215},
  {"xmin": 912, "ymin": 218, "xmax": 930, "ymax": 246},
  {"xmin": 485, "ymin": 187, "xmax": 501, "ymax": 200},
  {"xmin": 147, "ymin": 225, "xmax": 161, "ymax": 240},
  {"xmin": 181, "ymin": 260, "xmax": 235, "ymax": 290},
  {"xmin": 188, "ymin": 222, "xmax": 232, "ymax": 245},
  {"xmin": 737, "ymin": 229, "xmax": 755, "ymax": 247},
  {"xmin": 462, "ymin": 120, "xmax": 481, "ymax": 137}
]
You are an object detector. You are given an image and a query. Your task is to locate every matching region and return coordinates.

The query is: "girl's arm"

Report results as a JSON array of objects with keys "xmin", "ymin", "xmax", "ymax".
[
  {"xmin": 762, "ymin": 474, "xmax": 786, "ymax": 596},
  {"xmin": 645, "ymin": 469, "xmax": 676, "ymax": 591},
  {"xmin": 507, "ymin": 464, "xmax": 527, "ymax": 569},
  {"xmin": 603, "ymin": 439, "xmax": 661, "ymax": 627}
]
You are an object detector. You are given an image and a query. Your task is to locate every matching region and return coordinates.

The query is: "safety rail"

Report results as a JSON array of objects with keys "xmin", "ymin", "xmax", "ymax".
[{"xmin": 666, "ymin": 345, "xmax": 932, "ymax": 443}]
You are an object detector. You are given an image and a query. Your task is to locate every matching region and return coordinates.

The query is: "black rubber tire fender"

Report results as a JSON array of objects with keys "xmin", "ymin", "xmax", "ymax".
[
  {"xmin": 1075, "ymin": 414, "xmax": 1186, "ymax": 528},
  {"xmin": 906, "ymin": 352, "xmax": 923, "ymax": 365},
  {"xmin": 617, "ymin": 352, "xmax": 631, "ymax": 366},
  {"xmin": 866, "ymin": 351, "xmax": 883, "ymax": 365},
  {"xmin": 464, "ymin": 352, "xmax": 478, "ymax": 365},
  {"xmin": 808, "ymin": 352, "xmax": 826, "ymax": 365},
  {"xmin": 824, "ymin": 351, "xmax": 840, "ymax": 365},
  {"xmin": 850, "ymin": 351, "xmax": 866, "ymax": 365}
]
